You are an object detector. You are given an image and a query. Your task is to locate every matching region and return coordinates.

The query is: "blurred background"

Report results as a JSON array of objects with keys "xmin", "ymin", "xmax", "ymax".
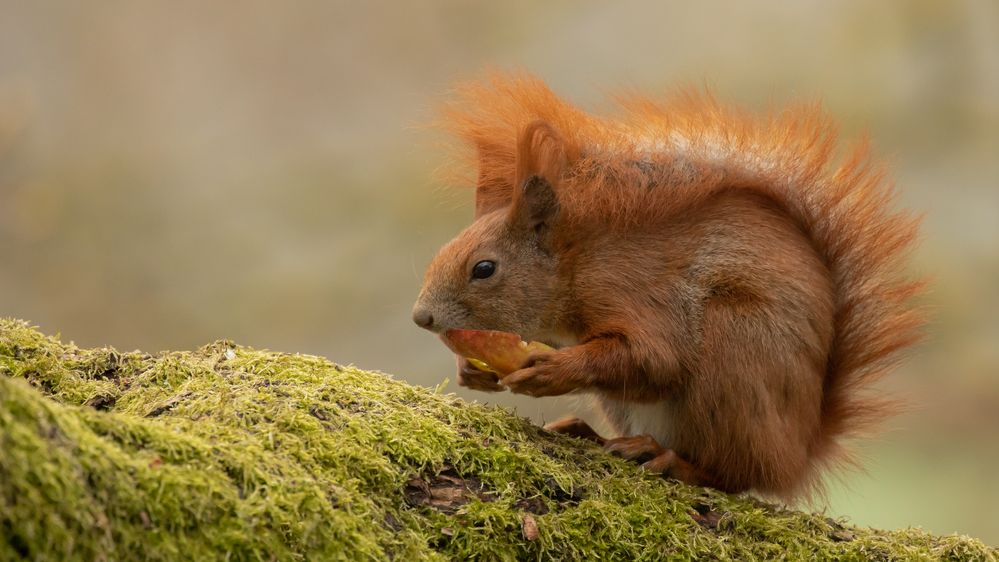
[{"xmin": 1, "ymin": 0, "xmax": 996, "ymax": 544}]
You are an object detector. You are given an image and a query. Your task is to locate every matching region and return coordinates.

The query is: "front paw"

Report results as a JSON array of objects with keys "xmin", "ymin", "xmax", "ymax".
[
  {"xmin": 501, "ymin": 351, "xmax": 584, "ymax": 397},
  {"xmin": 456, "ymin": 356, "xmax": 505, "ymax": 392}
]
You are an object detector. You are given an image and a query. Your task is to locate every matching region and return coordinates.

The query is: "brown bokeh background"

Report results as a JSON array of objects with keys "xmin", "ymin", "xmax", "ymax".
[{"xmin": 2, "ymin": 0, "xmax": 996, "ymax": 544}]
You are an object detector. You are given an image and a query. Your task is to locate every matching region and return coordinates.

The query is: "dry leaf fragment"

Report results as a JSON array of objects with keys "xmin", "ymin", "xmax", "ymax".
[{"xmin": 522, "ymin": 514, "xmax": 539, "ymax": 541}]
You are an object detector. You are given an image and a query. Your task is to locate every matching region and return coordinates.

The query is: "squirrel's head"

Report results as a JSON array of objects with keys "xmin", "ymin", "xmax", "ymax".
[
  {"xmin": 412, "ymin": 174, "xmax": 561, "ymax": 339},
  {"xmin": 413, "ymin": 120, "xmax": 569, "ymax": 340}
]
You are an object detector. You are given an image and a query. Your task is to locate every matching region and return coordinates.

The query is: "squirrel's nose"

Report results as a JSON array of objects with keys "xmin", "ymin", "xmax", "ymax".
[{"xmin": 412, "ymin": 306, "xmax": 434, "ymax": 330}]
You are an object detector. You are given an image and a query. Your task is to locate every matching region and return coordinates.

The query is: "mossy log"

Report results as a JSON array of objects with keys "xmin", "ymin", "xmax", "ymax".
[{"xmin": 0, "ymin": 319, "xmax": 994, "ymax": 561}]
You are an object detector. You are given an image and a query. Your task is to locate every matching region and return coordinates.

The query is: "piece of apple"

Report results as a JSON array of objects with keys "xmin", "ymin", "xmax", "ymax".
[{"xmin": 442, "ymin": 329, "xmax": 554, "ymax": 376}]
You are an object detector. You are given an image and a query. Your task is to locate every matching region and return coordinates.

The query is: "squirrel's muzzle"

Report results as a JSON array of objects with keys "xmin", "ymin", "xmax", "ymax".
[{"xmin": 412, "ymin": 306, "xmax": 435, "ymax": 330}]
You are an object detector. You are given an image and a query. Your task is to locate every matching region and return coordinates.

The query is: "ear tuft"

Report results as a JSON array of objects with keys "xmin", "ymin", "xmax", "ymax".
[
  {"xmin": 515, "ymin": 120, "xmax": 572, "ymax": 188},
  {"xmin": 474, "ymin": 140, "xmax": 513, "ymax": 217},
  {"xmin": 474, "ymin": 120, "xmax": 573, "ymax": 219}
]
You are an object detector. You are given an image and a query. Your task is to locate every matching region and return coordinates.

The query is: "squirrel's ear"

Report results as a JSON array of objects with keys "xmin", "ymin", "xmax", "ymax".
[
  {"xmin": 508, "ymin": 121, "xmax": 568, "ymax": 237},
  {"xmin": 509, "ymin": 121, "xmax": 568, "ymax": 234},
  {"xmin": 477, "ymin": 120, "xmax": 572, "ymax": 220},
  {"xmin": 508, "ymin": 120, "xmax": 571, "ymax": 235}
]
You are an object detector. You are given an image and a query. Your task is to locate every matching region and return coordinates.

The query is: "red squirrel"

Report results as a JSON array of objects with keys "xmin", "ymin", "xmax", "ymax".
[{"xmin": 412, "ymin": 74, "xmax": 923, "ymax": 499}]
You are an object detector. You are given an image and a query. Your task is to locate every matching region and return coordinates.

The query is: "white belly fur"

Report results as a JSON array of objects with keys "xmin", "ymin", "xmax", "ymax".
[
  {"xmin": 572, "ymin": 393, "xmax": 678, "ymax": 448},
  {"xmin": 537, "ymin": 330, "xmax": 678, "ymax": 447}
]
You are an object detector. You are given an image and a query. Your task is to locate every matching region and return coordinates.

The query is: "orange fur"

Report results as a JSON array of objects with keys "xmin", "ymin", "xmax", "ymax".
[{"xmin": 418, "ymin": 73, "xmax": 924, "ymax": 500}]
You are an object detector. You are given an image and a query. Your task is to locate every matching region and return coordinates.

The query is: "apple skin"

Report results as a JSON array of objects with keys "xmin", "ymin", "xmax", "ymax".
[{"xmin": 441, "ymin": 329, "xmax": 554, "ymax": 376}]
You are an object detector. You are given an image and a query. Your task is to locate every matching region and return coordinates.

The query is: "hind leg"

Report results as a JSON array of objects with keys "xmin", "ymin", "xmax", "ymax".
[{"xmin": 544, "ymin": 416, "xmax": 606, "ymax": 445}]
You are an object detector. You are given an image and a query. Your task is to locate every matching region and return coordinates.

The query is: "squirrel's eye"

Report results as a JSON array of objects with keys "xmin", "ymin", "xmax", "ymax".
[{"xmin": 471, "ymin": 260, "xmax": 496, "ymax": 280}]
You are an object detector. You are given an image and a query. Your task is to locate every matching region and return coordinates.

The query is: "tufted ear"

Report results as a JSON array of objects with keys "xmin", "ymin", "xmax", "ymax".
[{"xmin": 507, "ymin": 121, "xmax": 568, "ymax": 237}]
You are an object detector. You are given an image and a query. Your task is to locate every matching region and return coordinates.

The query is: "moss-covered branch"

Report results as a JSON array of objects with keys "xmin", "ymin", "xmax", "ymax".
[{"xmin": 0, "ymin": 319, "xmax": 994, "ymax": 561}]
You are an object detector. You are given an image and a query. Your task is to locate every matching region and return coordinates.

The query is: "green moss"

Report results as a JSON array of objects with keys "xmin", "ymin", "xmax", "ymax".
[{"xmin": 0, "ymin": 318, "xmax": 994, "ymax": 561}]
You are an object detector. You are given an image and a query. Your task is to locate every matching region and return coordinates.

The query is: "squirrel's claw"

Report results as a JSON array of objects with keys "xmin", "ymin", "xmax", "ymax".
[
  {"xmin": 456, "ymin": 356, "xmax": 505, "ymax": 392},
  {"xmin": 502, "ymin": 351, "xmax": 582, "ymax": 397},
  {"xmin": 604, "ymin": 434, "xmax": 667, "ymax": 464}
]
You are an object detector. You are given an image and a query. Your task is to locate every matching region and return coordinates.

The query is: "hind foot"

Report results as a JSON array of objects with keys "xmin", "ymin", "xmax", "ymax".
[{"xmin": 604, "ymin": 434, "xmax": 705, "ymax": 486}]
